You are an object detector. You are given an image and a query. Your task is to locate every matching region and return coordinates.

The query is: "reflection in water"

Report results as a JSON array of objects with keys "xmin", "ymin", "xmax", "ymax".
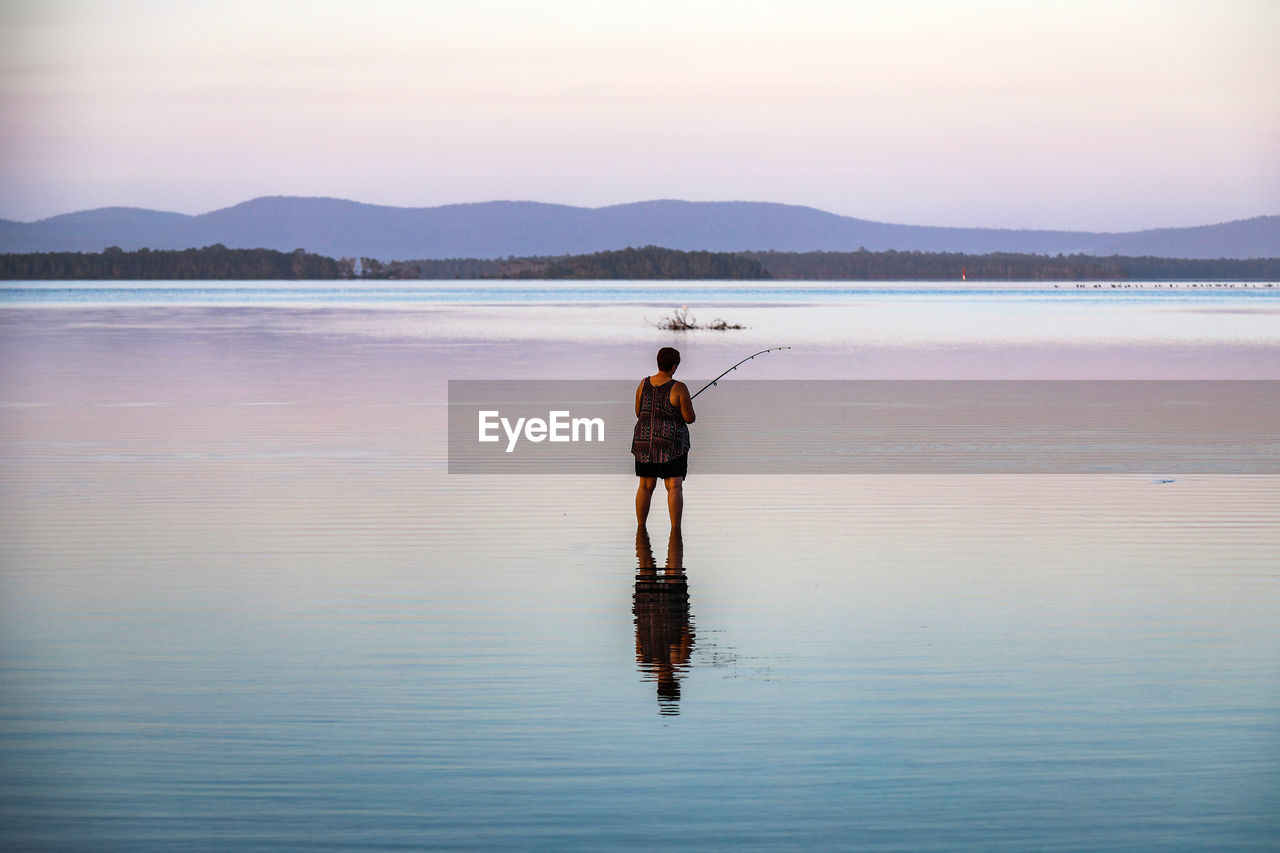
[{"xmin": 633, "ymin": 526, "xmax": 694, "ymax": 715}]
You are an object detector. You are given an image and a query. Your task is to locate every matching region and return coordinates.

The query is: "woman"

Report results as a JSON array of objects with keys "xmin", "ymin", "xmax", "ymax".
[{"xmin": 632, "ymin": 346, "xmax": 695, "ymax": 528}]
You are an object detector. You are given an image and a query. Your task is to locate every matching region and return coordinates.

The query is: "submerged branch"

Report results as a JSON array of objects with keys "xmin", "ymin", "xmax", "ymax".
[{"xmin": 649, "ymin": 306, "xmax": 745, "ymax": 331}]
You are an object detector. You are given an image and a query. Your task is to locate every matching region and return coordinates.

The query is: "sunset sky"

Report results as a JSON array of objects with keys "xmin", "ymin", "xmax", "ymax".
[{"xmin": 1, "ymin": 0, "xmax": 1276, "ymax": 230}]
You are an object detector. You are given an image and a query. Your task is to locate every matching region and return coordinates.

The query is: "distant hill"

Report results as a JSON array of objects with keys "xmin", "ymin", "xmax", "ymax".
[{"xmin": 1, "ymin": 196, "xmax": 1276, "ymax": 260}]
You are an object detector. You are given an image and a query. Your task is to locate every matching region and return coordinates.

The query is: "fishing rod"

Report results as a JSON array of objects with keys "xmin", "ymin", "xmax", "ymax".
[{"xmin": 690, "ymin": 347, "xmax": 791, "ymax": 399}]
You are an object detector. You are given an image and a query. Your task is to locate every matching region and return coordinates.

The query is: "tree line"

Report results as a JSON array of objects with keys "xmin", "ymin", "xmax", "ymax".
[
  {"xmin": 0, "ymin": 245, "xmax": 341, "ymax": 279},
  {"xmin": 377, "ymin": 245, "xmax": 770, "ymax": 280},
  {"xmin": 741, "ymin": 250, "xmax": 1280, "ymax": 281},
  {"xmin": 743, "ymin": 250, "xmax": 1125, "ymax": 281},
  {"xmin": 4, "ymin": 244, "xmax": 1278, "ymax": 281},
  {"xmin": 362, "ymin": 246, "xmax": 1280, "ymax": 281}
]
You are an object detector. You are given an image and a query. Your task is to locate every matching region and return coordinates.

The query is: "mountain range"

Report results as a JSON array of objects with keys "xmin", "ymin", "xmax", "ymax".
[{"xmin": 1, "ymin": 197, "xmax": 1276, "ymax": 260}]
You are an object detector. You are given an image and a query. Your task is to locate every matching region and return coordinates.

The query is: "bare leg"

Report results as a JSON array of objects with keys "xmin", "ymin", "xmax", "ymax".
[
  {"xmin": 636, "ymin": 477, "xmax": 657, "ymax": 524},
  {"xmin": 664, "ymin": 476, "xmax": 684, "ymax": 529}
]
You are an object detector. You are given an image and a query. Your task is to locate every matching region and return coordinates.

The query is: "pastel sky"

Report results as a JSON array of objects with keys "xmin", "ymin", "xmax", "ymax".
[{"xmin": 1, "ymin": 0, "xmax": 1277, "ymax": 230}]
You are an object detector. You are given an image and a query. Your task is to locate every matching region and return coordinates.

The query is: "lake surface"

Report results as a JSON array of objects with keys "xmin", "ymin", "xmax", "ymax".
[{"xmin": 1, "ymin": 282, "xmax": 1278, "ymax": 850}]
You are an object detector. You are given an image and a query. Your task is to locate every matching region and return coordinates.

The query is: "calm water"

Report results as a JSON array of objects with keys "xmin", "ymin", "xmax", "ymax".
[{"xmin": 1, "ymin": 282, "xmax": 1278, "ymax": 850}]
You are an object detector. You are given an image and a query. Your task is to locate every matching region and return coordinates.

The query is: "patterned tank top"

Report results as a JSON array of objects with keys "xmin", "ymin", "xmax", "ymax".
[{"xmin": 631, "ymin": 378, "xmax": 691, "ymax": 464}]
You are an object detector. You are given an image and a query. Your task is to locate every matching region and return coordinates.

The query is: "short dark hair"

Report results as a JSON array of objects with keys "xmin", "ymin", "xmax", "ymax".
[{"xmin": 657, "ymin": 347, "xmax": 681, "ymax": 372}]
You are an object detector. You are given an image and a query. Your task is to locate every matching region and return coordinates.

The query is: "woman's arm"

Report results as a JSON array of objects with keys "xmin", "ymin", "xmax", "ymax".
[
  {"xmin": 672, "ymin": 382, "xmax": 696, "ymax": 424},
  {"xmin": 635, "ymin": 380, "xmax": 645, "ymax": 417}
]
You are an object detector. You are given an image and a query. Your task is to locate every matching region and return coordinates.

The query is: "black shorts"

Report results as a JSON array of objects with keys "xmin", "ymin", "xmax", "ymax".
[{"xmin": 634, "ymin": 454, "xmax": 688, "ymax": 480}]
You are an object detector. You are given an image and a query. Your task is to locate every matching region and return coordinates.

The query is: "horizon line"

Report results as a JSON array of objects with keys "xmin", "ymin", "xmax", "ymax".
[{"xmin": 5, "ymin": 195, "xmax": 1277, "ymax": 236}]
